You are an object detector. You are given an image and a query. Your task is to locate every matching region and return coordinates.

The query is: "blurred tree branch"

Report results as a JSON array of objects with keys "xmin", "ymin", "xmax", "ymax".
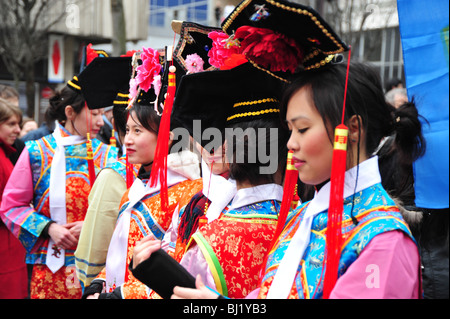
[{"xmin": 0, "ymin": 0, "xmax": 66, "ymax": 117}]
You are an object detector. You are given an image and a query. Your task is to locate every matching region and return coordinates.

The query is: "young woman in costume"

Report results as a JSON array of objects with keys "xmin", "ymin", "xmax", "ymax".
[
  {"xmin": 0, "ymin": 78, "xmax": 118, "ymax": 299},
  {"xmin": 162, "ymin": 140, "xmax": 235, "ymax": 263},
  {"xmin": 0, "ymin": 99, "xmax": 28, "ymax": 299},
  {"xmin": 83, "ymin": 49, "xmax": 203, "ymax": 299},
  {"xmin": 73, "ymin": 58, "xmax": 141, "ymax": 290},
  {"xmin": 131, "ymin": 60, "xmax": 291, "ymax": 299},
  {"xmin": 169, "ymin": 61, "xmax": 425, "ymax": 299}
]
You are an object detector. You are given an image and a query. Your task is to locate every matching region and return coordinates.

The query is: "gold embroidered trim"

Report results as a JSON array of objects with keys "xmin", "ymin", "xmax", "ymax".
[
  {"xmin": 233, "ymin": 98, "xmax": 279, "ymax": 108},
  {"xmin": 304, "ymin": 54, "xmax": 335, "ymax": 71},
  {"xmin": 67, "ymin": 76, "xmax": 81, "ymax": 91},
  {"xmin": 248, "ymin": 59, "xmax": 290, "ymax": 83},
  {"xmin": 113, "ymin": 100, "xmax": 129, "ymax": 105},
  {"xmin": 222, "ymin": 0, "xmax": 345, "ymax": 55},
  {"xmin": 227, "ymin": 108, "xmax": 280, "ymax": 122}
]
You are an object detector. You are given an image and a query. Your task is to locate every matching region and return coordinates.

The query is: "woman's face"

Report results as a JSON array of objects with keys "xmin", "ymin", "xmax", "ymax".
[
  {"xmin": 124, "ymin": 111, "xmax": 158, "ymax": 166},
  {"xmin": 20, "ymin": 120, "xmax": 38, "ymax": 138},
  {"xmin": 69, "ymin": 105, "xmax": 105, "ymax": 138},
  {"xmin": 195, "ymin": 141, "xmax": 229, "ymax": 176},
  {"xmin": 286, "ymin": 87, "xmax": 334, "ymax": 186},
  {"xmin": 0, "ymin": 115, "xmax": 21, "ymax": 146}
]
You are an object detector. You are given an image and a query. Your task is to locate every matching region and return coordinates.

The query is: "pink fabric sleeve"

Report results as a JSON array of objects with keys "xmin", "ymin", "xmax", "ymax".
[
  {"xmin": 180, "ymin": 244, "xmax": 217, "ymax": 291},
  {"xmin": 161, "ymin": 206, "xmax": 181, "ymax": 254},
  {"xmin": 0, "ymin": 148, "xmax": 51, "ymax": 252},
  {"xmin": 330, "ymin": 230, "xmax": 420, "ymax": 299}
]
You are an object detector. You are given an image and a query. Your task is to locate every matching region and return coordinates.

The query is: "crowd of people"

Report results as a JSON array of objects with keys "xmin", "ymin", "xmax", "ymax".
[{"xmin": 0, "ymin": 0, "xmax": 447, "ymax": 300}]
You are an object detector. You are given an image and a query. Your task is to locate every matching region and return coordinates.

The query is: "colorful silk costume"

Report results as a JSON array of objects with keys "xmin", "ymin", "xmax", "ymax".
[
  {"xmin": 257, "ymin": 157, "xmax": 421, "ymax": 299},
  {"xmin": 94, "ymin": 151, "xmax": 202, "ymax": 299},
  {"xmin": 181, "ymin": 183, "xmax": 283, "ymax": 298},
  {"xmin": 74, "ymin": 157, "xmax": 140, "ymax": 289},
  {"xmin": 0, "ymin": 124, "xmax": 118, "ymax": 299},
  {"xmin": 165, "ymin": 160, "xmax": 236, "ymax": 263}
]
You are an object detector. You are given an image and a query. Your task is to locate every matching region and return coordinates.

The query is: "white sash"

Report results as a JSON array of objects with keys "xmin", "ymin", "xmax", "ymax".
[
  {"xmin": 104, "ymin": 168, "xmax": 188, "ymax": 291},
  {"xmin": 47, "ymin": 121, "xmax": 86, "ymax": 273},
  {"xmin": 266, "ymin": 156, "xmax": 381, "ymax": 299},
  {"xmin": 200, "ymin": 160, "xmax": 237, "ymax": 223}
]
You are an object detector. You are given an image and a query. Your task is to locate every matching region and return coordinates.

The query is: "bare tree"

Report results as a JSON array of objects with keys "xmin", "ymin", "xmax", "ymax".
[
  {"xmin": 324, "ymin": 0, "xmax": 397, "ymax": 61},
  {"xmin": 0, "ymin": 0, "xmax": 66, "ymax": 118}
]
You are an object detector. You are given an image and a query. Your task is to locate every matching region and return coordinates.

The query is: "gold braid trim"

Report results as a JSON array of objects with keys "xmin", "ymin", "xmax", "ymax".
[
  {"xmin": 233, "ymin": 98, "xmax": 279, "ymax": 108},
  {"xmin": 227, "ymin": 108, "xmax": 280, "ymax": 122}
]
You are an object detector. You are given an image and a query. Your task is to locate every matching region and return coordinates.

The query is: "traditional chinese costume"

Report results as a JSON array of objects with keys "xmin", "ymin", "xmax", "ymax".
[
  {"xmin": 0, "ymin": 122, "xmax": 118, "ymax": 299},
  {"xmin": 92, "ymin": 150, "xmax": 203, "ymax": 299},
  {"xmin": 257, "ymin": 157, "xmax": 421, "ymax": 299}
]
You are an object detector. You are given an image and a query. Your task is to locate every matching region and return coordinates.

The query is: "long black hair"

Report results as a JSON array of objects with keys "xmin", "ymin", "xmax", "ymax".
[{"xmin": 280, "ymin": 61, "xmax": 426, "ymax": 183}]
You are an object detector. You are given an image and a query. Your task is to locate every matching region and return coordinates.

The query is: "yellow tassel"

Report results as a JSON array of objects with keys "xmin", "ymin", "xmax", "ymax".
[
  {"xmin": 86, "ymin": 133, "xmax": 93, "ymax": 160},
  {"xmin": 110, "ymin": 129, "xmax": 117, "ymax": 147},
  {"xmin": 291, "ymin": 184, "xmax": 300, "ymax": 209}
]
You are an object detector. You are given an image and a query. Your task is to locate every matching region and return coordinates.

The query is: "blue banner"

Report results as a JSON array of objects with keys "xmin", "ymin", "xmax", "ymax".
[{"xmin": 397, "ymin": 0, "xmax": 449, "ymax": 209}]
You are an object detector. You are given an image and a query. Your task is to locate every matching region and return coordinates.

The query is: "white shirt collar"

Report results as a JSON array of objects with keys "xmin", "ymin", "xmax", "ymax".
[
  {"xmin": 307, "ymin": 156, "xmax": 381, "ymax": 218},
  {"xmin": 229, "ymin": 183, "xmax": 284, "ymax": 210}
]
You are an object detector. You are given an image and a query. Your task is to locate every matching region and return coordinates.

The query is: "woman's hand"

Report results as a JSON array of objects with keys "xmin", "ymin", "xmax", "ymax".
[
  {"xmin": 171, "ymin": 275, "xmax": 219, "ymax": 299},
  {"xmin": 48, "ymin": 223, "xmax": 78, "ymax": 249},
  {"xmin": 64, "ymin": 221, "xmax": 83, "ymax": 240},
  {"xmin": 132, "ymin": 235, "xmax": 161, "ymax": 269}
]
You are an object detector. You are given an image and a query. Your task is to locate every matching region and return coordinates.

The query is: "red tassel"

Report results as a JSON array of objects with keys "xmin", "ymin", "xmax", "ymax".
[
  {"xmin": 86, "ymin": 133, "xmax": 96, "ymax": 187},
  {"xmin": 322, "ymin": 47, "xmax": 352, "ymax": 299},
  {"xmin": 322, "ymin": 124, "xmax": 348, "ymax": 299},
  {"xmin": 259, "ymin": 150, "xmax": 299, "ymax": 282},
  {"xmin": 126, "ymin": 153, "xmax": 134, "ymax": 189},
  {"xmin": 149, "ymin": 65, "xmax": 176, "ymax": 214}
]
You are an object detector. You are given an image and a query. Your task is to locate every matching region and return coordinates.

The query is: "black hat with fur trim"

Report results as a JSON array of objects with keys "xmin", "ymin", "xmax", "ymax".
[
  {"xmin": 77, "ymin": 57, "xmax": 132, "ymax": 109},
  {"xmin": 66, "ymin": 44, "xmax": 110, "ymax": 98},
  {"xmin": 221, "ymin": 0, "xmax": 348, "ymax": 78},
  {"xmin": 171, "ymin": 61, "xmax": 286, "ymax": 150},
  {"xmin": 173, "ymin": 20, "xmax": 221, "ymax": 74}
]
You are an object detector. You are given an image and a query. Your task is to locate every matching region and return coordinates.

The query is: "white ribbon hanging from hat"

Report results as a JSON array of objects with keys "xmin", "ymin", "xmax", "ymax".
[
  {"xmin": 105, "ymin": 167, "xmax": 188, "ymax": 292},
  {"xmin": 47, "ymin": 121, "xmax": 86, "ymax": 273}
]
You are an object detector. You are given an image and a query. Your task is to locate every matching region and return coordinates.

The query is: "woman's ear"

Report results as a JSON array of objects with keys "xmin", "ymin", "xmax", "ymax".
[
  {"xmin": 348, "ymin": 114, "xmax": 363, "ymax": 144},
  {"xmin": 168, "ymin": 131, "xmax": 174, "ymax": 148},
  {"xmin": 65, "ymin": 105, "xmax": 76, "ymax": 121}
]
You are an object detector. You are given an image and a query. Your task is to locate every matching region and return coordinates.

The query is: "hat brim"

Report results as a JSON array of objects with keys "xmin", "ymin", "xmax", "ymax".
[
  {"xmin": 222, "ymin": 0, "xmax": 349, "ymax": 71},
  {"xmin": 171, "ymin": 62, "xmax": 286, "ymax": 149},
  {"xmin": 174, "ymin": 21, "xmax": 221, "ymax": 73},
  {"xmin": 78, "ymin": 57, "xmax": 132, "ymax": 109}
]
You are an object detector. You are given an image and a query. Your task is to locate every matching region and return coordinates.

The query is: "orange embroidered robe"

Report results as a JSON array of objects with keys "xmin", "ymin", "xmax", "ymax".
[{"xmin": 96, "ymin": 178, "xmax": 202, "ymax": 298}]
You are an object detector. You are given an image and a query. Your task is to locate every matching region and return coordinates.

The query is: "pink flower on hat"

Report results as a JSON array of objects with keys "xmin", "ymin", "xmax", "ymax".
[
  {"xmin": 136, "ymin": 47, "xmax": 161, "ymax": 92},
  {"xmin": 185, "ymin": 53, "xmax": 205, "ymax": 74},
  {"xmin": 208, "ymin": 31, "xmax": 242, "ymax": 69}
]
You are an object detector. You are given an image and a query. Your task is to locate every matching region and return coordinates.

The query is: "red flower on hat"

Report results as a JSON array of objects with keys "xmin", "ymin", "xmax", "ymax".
[
  {"xmin": 235, "ymin": 26, "xmax": 303, "ymax": 73},
  {"xmin": 208, "ymin": 31, "xmax": 242, "ymax": 69},
  {"xmin": 86, "ymin": 43, "xmax": 99, "ymax": 65},
  {"xmin": 121, "ymin": 50, "xmax": 138, "ymax": 57},
  {"xmin": 220, "ymin": 53, "xmax": 248, "ymax": 70},
  {"xmin": 136, "ymin": 47, "xmax": 161, "ymax": 92}
]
